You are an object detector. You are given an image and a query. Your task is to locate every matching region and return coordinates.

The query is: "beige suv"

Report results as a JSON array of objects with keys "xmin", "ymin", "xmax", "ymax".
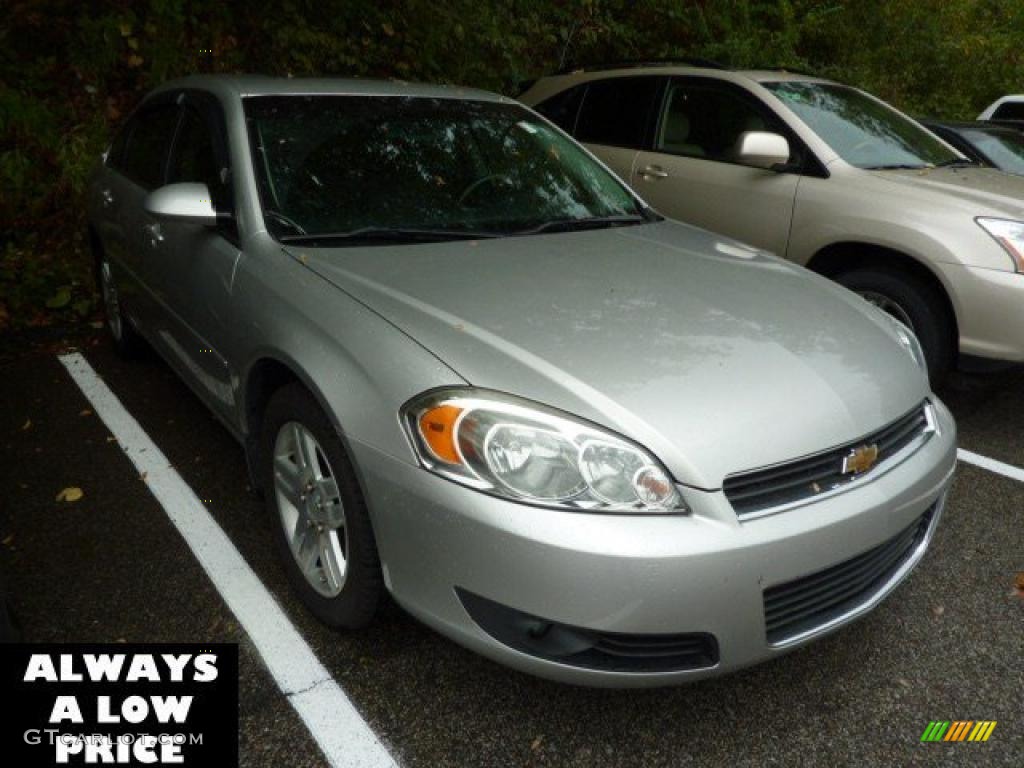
[{"xmin": 520, "ymin": 63, "xmax": 1024, "ymax": 376}]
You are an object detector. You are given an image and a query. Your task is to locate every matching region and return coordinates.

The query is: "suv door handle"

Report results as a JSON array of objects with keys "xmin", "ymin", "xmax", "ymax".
[
  {"xmin": 100, "ymin": 188, "xmax": 115, "ymax": 207},
  {"xmin": 638, "ymin": 165, "xmax": 669, "ymax": 180}
]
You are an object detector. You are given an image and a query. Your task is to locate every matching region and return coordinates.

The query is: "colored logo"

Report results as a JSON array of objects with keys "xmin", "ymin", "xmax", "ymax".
[
  {"xmin": 921, "ymin": 721, "xmax": 997, "ymax": 742},
  {"xmin": 841, "ymin": 443, "xmax": 879, "ymax": 475}
]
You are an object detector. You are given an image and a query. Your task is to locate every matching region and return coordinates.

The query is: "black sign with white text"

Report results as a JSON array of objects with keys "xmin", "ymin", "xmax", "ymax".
[{"xmin": 1, "ymin": 644, "xmax": 238, "ymax": 766}]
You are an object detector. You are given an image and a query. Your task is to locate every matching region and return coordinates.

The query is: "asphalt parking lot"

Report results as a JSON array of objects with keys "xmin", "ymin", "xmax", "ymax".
[{"xmin": 1, "ymin": 332, "xmax": 1021, "ymax": 767}]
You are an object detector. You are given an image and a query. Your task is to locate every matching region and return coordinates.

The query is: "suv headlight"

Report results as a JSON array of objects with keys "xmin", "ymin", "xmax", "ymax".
[
  {"xmin": 402, "ymin": 389, "xmax": 687, "ymax": 513},
  {"xmin": 976, "ymin": 217, "xmax": 1024, "ymax": 272}
]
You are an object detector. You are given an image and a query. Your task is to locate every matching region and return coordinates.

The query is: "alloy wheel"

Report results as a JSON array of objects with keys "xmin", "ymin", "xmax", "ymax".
[
  {"xmin": 272, "ymin": 421, "xmax": 349, "ymax": 597},
  {"xmin": 858, "ymin": 290, "xmax": 915, "ymax": 331}
]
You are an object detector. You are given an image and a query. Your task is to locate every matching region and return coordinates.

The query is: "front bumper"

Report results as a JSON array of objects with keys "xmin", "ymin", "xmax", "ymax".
[
  {"xmin": 353, "ymin": 399, "xmax": 957, "ymax": 687},
  {"xmin": 937, "ymin": 262, "xmax": 1024, "ymax": 362}
]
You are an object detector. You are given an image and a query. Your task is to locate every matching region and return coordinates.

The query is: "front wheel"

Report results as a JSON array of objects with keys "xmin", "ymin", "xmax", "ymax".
[
  {"xmin": 260, "ymin": 384, "xmax": 382, "ymax": 629},
  {"xmin": 835, "ymin": 266, "xmax": 954, "ymax": 380}
]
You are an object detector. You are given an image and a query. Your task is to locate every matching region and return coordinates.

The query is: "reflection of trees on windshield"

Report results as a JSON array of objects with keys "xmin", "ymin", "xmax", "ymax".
[
  {"xmin": 245, "ymin": 96, "xmax": 639, "ymax": 236},
  {"xmin": 766, "ymin": 82, "xmax": 956, "ymax": 168}
]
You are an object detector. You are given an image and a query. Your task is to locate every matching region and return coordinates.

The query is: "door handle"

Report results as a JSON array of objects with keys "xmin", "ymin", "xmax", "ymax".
[
  {"xmin": 101, "ymin": 188, "xmax": 115, "ymax": 207},
  {"xmin": 638, "ymin": 165, "xmax": 669, "ymax": 180},
  {"xmin": 144, "ymin": 222, "xmax": 164, "ymax": 247}
]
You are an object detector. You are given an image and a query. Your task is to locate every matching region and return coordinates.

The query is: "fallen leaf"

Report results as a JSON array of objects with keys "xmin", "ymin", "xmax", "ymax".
[
  {"xmin": 2, "ymin": 534, "xmax": 14, "ymax": 547},
  {"xmin": 932, "ymin": 604, "xmax": 944, "ymax": 617},
  {"xmin": 79, "ymin": 409, "xmax": 92, "ymax": 417},
  {"xmin": 21, "ymin": 419, "xmax": 31, "ymax": 430},
  {"xmin": 56, "ymin": 487, "xmax": 84, "ymax": 502},
  {"xmin": 531, "ymin": 736, "xmax": 544, "ymax": 751},
  {"xmin": 46, "ymin": 287, "xmax": 72, "ymax": 309},
  {"xmin": 106, "ymin": 436, "xmax": 116, "ymax": 443},
  {"xmin": 1015, "ymin": 572, "xmax": 1024, "ymax": 597},
  {"xmin": 139, "ymin": 472, "xmax": 148, "ymax": 481}
]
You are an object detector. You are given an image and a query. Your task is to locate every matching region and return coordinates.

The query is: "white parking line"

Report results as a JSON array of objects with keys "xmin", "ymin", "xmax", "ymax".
[
  {"xmin": 957, "ymin": 448, "xmax": 1024, "ymax": 484},
  {"xmin": 58, "ymin": 353, "xmax": 397, "ymax": 768}
]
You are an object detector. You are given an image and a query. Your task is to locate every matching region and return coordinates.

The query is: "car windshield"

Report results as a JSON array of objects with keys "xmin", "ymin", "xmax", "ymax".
[
  {"xmin": 244, "ymin": 95, "xmax": 647, "ymax": 243},
  {"xmin": 961, "ymin": 128, "xmax": 1024, "ymax": 174},
  {"xmin": 764, "ymin": 81, "xmax": 959, "ymax": 169}
]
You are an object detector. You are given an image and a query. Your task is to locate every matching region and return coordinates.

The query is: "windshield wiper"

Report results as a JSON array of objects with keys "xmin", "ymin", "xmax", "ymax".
[
  {"xmin": 862, "ymin": 163, "xmax": 932, "ymax": 171},
  {"xmin": 279, "ymin": 227, "xmax": 502, "ymax": 246},
  {"xmin": 516, "ymin": 214, "xmax": 649, "ymax": 235},
  {"xmin": 934, "ymin": 158, "xmax": 978, "ymax": 168}
]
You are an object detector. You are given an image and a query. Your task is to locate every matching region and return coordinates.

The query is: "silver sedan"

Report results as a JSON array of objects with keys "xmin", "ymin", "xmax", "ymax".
[{"xmin": 87, "ymin": 76, "xmax": 956, "ymax": 686}]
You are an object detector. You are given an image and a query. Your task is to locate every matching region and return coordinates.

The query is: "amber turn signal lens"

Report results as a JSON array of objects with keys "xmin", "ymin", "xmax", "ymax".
[{"xmin": 418, "ymin": 404, "xmax": 464, "ymax": 464}]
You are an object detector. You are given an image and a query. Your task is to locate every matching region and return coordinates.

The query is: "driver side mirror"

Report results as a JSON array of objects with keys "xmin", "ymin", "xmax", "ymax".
[
  {"xmin": 144, "ymin": 182, "xmax": 217, "ymax": 224},
  {"xmin": 735, "ymin": 131, "xmax": 791, "ymax": 170}
]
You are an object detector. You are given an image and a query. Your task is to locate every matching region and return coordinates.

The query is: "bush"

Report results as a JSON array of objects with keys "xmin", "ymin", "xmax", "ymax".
[{"xmin": 3, "ymin": 0, "xmax": 1023, "ymax": 331}]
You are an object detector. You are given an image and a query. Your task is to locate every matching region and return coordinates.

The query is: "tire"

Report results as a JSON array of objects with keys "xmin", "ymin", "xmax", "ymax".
[
  {"xmin": 95, "ymin": 253, "xmax": 144, "ymax": 358},
  {"xmin": 835, "ymin": 266, "xmax": 954, "ymax": 379},
  {"xmin": 260, "ymin": 383, "xmax": 382, "ymax": 629}
]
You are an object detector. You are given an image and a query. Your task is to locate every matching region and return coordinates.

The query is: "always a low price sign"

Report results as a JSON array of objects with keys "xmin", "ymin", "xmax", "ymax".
[{"xmin": 2, "ymin": 644, "xmax": 238, "ymax": 766}]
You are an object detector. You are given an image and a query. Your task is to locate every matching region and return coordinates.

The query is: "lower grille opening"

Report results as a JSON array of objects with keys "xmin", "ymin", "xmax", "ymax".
[
  {"xmin": 457, "ymin": 589, "xmax": 718, "ymax": 673},
  {"xmin": 763, "ymin": 505, "xmax": 935, "ymax": 644}
]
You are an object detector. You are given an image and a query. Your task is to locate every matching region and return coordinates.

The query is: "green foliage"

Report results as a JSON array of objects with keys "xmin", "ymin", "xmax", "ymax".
[{"xmin": 3, "ymin": 0, "xmax": 1024, "ymax": 330}]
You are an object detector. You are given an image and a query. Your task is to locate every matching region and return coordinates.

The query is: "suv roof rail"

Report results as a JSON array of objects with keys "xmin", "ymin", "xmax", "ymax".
[{"xmin": 556, "ymin": 58, "xmax": 726, "ymax": 75}]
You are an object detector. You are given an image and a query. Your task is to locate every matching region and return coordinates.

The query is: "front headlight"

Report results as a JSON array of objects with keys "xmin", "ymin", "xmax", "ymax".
[
  {"xmin": 976, "ymin": 217, "xmax": 1024, "ymax": 272},
  {"xmin": 402, "ymin": 389, "xmax": 687, "ymax": 513}
]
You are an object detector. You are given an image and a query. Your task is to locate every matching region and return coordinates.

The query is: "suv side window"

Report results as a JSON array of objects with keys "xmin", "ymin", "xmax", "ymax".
[
  {"xmin": 121, "ymin": 103, "xmax": 181, "ymax": 189},
  {"xmin": 534, "ymin": 85, "xmax": 585, "ymax": 134},
  {"xmin": 993, "ymin": 101, "xmax": 1024, "ymax": 120},
  {"xmin": 657, "ymin": 81, "xmax": 789, "ymax": 164},
  {"xmin": 575, "ymin": 77, "xmax": 661, "ymax": 148}
]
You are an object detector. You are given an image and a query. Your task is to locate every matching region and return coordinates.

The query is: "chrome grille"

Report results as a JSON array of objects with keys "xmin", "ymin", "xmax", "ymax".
[
  {"xmin": 723, "ymin": 403, "xmax": 931, "ymax": 518},
  {"xmin": 763, "ymin": 504, "xmax": 935, "ymax": 645}
]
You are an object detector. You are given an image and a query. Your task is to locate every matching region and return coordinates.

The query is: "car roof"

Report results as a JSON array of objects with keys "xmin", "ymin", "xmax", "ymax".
[
  {"xmin": 539, "ymin": 65, "xmax": 837, "ymax": 87},
  {"xmin": 149, "ymin": 74, "xmax": 508, "ymax": 103}
]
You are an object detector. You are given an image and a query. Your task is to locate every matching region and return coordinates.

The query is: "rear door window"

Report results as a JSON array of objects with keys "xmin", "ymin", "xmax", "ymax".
[
  {"xmin": 574, "ymin": 77, "xmax": 662, "ymax": 149},
  {"xmin": 121, "ymin": 103, "xmax": 181, "ymax": 189}
]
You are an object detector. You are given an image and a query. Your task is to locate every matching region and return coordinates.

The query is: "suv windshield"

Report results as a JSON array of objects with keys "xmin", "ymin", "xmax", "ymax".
[
  {"xmin": 244, "ymin": 95, "xmax": 647, "ymax": 243},
  {"xmin": 962, "ymin": 127, "xmax": 1024, "ymax": 174},
  {"xmin": 764, "ymin": 82, "xmax": 958, "ymax": 169}
]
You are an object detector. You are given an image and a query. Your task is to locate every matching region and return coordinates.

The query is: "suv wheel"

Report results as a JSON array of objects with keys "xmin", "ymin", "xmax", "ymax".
[
  {"xmin": 835, "ymin": 266, "xmax": 954, "ymax": 379},
  {"xmin": 96, "ymin": 255, "xmax": 144, "ymax": 357},
  {"xmin": 260, "ymin": 383, "xmax": 382, "ymax": 629}
]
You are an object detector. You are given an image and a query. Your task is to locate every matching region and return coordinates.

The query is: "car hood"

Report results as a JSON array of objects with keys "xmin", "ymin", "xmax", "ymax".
[
  {"xmin": 868, "ymin": 166, "xmax": 1024, "ymax": 216},
  {"xmin": 289, "ymin": 221, "xmax": 928, "ymax": 488}
]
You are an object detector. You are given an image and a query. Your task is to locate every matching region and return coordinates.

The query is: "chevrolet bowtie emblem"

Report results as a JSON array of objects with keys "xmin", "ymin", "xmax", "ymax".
[{"xmin": 842, "ymin": 443, "xmax": 880, "ymax": 475}]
